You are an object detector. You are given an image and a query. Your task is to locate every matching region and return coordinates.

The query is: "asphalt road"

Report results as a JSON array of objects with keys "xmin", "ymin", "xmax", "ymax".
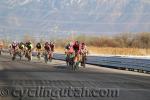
[
  {"xmin": 0, "ymin": 55, "xmax": 150, "ymax": 100},
  {"xmin": 53, "ymin": 53, "xmax": 150, "ymax": 71}
]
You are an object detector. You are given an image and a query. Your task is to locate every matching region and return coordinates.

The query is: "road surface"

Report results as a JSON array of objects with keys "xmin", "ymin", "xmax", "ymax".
[
  {"xmin": 0, "ymin": 55, "xmax": 150, "ymax": 100},
  {"xmin": 53, "ymin": 53, "xmax": 150, "ymax": 71}
]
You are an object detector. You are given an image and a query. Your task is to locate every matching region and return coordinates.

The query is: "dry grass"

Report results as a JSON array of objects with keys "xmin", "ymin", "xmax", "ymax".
[
  {"xmin": 55, "ymin": 47, "xmax": 65, "ymax": 53},
  {"xmin": 3, "ymin": 41, "xmax": 150, "ymax": 56},
  {"xmin": 88, "ymin": 46, "xmax": 150, "ymax": 56},
  {"xmin": 55, "ymin": 46, "xmax": 150, "ymax": 56}
]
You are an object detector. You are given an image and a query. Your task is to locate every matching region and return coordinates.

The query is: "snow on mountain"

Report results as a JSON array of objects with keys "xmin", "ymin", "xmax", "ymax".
[{"xmin": 0, "ymin": 0, "xmax": 149, "ymax": 40}]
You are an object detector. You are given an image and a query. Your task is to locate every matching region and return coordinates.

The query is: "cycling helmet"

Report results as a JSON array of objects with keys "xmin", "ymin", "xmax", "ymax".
[
  {"xmin": 45, "ymin": 42, "xmax": 49, "ymax": 45},
  {"xmin": 75, "ymin": 41, "xmax": 79, "ymax": 45},
  {"xmin": 81, "ymin": 42, "xmax": 85, "ymax": 45},
  {"xmin": 69, "ymin": 41, "xmax": 73, "ymax": 46}
]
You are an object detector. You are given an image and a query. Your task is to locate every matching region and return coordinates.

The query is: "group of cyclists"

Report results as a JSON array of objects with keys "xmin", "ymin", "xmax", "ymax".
[
  {"xmin": 7, "ymin": 40, "xmax": 88, "ymax": 70},
  {"xmin": 36, "ymin": 41, "xmax": 55, "ymax": 63},
  {"xmin": 9, "ymin": 41, "xmax": 55, "ymax": 61},
  {"xmin": 65, "ymin": 41, "xmax": 88, "ymax": 69},
  {"xmin": 9, "ymin": 41, "xmax": 33, "ymax": 61}
]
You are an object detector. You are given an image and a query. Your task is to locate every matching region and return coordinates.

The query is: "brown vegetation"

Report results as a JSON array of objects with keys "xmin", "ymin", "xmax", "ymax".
[
  {"xmin": 55, "ymin": 32, "xmax": 150, "ymax": 55},
  {"xmin": 1, "ymin": 32, "xmax": 150, "ymax": 55}
]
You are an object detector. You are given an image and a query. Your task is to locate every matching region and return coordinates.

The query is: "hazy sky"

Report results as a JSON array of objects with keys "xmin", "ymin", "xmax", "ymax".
[{"xmin": 0, "ymin": 0, "xmax": 150, "ymax": 40}]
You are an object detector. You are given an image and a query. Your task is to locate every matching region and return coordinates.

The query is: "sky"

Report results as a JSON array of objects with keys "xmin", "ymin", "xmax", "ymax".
[{"xmin": 0, "ymin": 0, "xmax": 150, "ymax": 40}]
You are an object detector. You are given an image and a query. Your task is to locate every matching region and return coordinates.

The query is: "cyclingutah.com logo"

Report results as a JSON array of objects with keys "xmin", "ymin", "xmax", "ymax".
[{"xmin": 0, "ymin": 86, "xmax": 119, "ymax": 99}]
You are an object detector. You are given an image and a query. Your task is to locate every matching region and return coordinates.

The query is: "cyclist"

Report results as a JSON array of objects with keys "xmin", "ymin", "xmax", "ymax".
[
  {"xmin": 11, "ymin": 41, "xmax": 18, "ymax": 51},
  {"xmin": 80, "ymin": 42, "xmax": 88, "ymax": 67},
  {"xmin": 25, "ymin": 41, "xmax": 33, "ymax": 52},
  {"xmin": 18, "ymin": 42, "xmax": 25, "ymax": 51},
  {"xmin": 73, "ymin": 41, "xmax": 81, "ymax": 54},
  {"xmin": 36, "ymin": 42, "xmax": 42, "ymax": 50},
  {"xmin": 64, "ymin": 41, "xmax": 75, "ymax": 66},
  {"xmin": 0, "ymin": 41, "xmax": 3, "ymax": 55},
  {"xmin": 49, "ymin": 41, "xmax": 55, "ymax": 58},
  {"xmin": 44, "ymin": 42, "xmax": 51, "ymax": 52},
  {"xmin": 25, "ymin": 41, "xmax": 33, "ymax": 60},
  {"xmin": 72, "ymin": 41, "xmax": 81, "ymax": 62},
  {"xmin": 80, "ymin": 42, "xmax": 88, "ymax": 55},
  {"xmin": 36, "ymin": 42, "xmax": 42, "ymax": 59},
  {"xmin": 11, "ymin": 41, "xmax": 19, "ymax": 60},
  {"xmin": 65, "ymin": 41, "xmax": 74, "ymax": 54},
  {"xmin": 18, "ymin": 42, "xmax": 25, "ymax": 58},
  {"xmin": 44, "ymin": 42, "xmax": 51, "ymax": 61}
]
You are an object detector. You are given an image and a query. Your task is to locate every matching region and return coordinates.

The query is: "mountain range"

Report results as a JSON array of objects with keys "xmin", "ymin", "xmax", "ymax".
[{"xmin": 0, "ymin": 0, "xmax": 149, "ymax": 40}]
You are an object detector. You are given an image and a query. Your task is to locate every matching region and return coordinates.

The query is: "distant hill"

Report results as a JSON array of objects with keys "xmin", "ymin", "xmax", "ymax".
[{"xmin": 0, "ymin": 0, "xmax": 149, "ymax": 40}]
